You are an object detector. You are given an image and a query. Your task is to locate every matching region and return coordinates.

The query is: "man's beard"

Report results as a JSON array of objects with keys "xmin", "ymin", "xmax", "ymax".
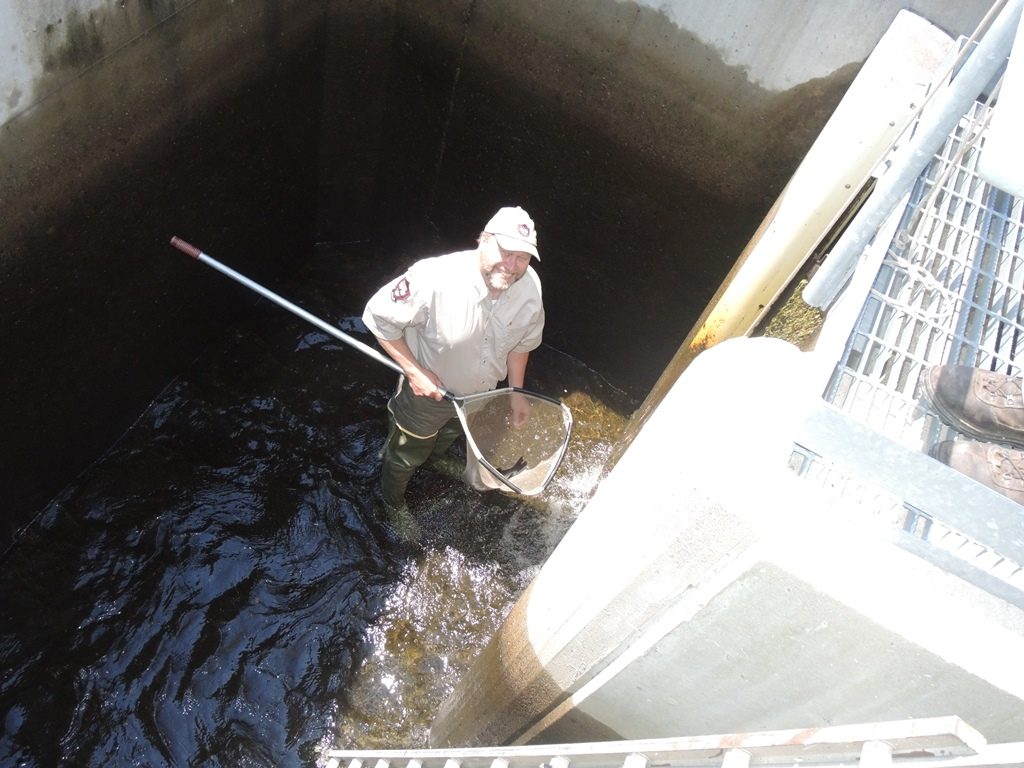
[{"xmin": 483, "ymin": 264, "xmax": 521, "ymax": 293}]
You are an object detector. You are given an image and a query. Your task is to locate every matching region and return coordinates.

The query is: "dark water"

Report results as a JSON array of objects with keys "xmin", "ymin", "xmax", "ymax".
[{"xmin": 0, "ymin": 247, "xmax": 633, "ymax": 767}]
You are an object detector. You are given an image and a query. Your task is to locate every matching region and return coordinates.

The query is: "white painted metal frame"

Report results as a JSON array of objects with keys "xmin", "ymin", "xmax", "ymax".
[{"xmin": 323, "ymin": 717, "xmax": 1024, "ymax": 768}]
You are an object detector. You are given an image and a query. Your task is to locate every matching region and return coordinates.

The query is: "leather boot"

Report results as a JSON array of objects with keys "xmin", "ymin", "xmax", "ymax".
[
  {"xmin": 922, "ymin": 365, "xmax": 1024, "ymax": 448},
  {"xmin": 930, "ymin": 440, "xmax": 1024, "ymax": 505}
]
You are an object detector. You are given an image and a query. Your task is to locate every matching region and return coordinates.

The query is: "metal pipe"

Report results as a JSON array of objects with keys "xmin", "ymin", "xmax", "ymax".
[
  {"xmin": 802, "ymin": 0, "xmax": 1024, "ymax": 310},
  {"xmin": 169, "ymin": 235, "xmax": 403, "ymax": 374}
]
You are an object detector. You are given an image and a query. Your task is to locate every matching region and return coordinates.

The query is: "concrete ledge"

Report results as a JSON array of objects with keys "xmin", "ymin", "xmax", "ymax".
[
  {"xmin": 795, "ymin": 403, "xmax": 1024, "ymax": 565},
  {"xmin": 431, "ymin": 338, "xmax": 1024, "ymax": 748}
]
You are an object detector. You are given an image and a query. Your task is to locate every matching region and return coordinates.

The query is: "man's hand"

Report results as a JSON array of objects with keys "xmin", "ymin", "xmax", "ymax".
[
  {"xmin": 376, "ymin": 336, "xmax": 446, "ymax": 401},
  {"xmin": 509, "ymin": 391, "xmax": 531, "ymax": 427},
  {"xmin": 407, "ymin": 367, "xmax": 445, "ymax": 401}
]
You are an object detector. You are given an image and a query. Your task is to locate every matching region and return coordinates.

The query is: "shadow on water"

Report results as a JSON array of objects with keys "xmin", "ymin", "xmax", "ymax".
[{"xmin": 0, "ymin": 244, "xmax": 634, "ymax": 766}]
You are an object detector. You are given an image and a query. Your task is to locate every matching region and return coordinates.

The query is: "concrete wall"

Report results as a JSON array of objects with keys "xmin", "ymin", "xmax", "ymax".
[
  {"xmin": 431, "ymin": 338, "xmax": 1024, "ymax": 747},
  {"xmin": 0, "ymin": 0, "xmax": 996, "ymax": 539},
  {"xmin": 646, "ymin": 0, "xmax": 992, "ymax": 90},
  {"xmin": 0, "ymin": 0, "xmax": 990, "ymax": 129},
  {"xmin": 363, "ymin": 0, "xmax": 994, "ymax": 399},
  {"xmin": 2, "ymin": 0, "xmax": 115, "ymax": 128},
  {"xmin": 0, "ymin": 0, "xmax": 342, "ymax": 537}
]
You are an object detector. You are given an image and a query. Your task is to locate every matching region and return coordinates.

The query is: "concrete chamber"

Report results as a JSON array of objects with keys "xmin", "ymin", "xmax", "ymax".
[{"xmin": 0, "ymin": 0, "xmax": 993, "ymax": 545}]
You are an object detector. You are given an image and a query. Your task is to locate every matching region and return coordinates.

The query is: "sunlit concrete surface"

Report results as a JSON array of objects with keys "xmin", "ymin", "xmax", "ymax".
[{"xmin": 432, "ymin": 338, "xmax": 1024, "ymax": 747}]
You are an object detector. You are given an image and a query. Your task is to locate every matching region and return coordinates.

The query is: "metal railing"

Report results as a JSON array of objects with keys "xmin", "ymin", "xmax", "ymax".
[{"xmin": 325, "ymin": 717, "xmax": 1024, "ymax": 768}]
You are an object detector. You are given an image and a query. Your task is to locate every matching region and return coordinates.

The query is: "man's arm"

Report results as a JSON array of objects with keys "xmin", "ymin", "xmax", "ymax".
[
  {"xmin": 377, "ymin": 336, "xmax": 445, "ymax": 401},
  {"xmin": 506, "ymin": 350, "xmax": 530, "ymax": 388},
  {"xmin": 506, "ymin": 350, "xmax": 531, "ymax": 426}
]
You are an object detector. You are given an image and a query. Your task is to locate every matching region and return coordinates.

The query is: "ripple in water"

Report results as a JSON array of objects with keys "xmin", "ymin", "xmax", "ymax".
[{"xmin": 1, "ymin": 273, "xmax": 633, "ymax": 767}]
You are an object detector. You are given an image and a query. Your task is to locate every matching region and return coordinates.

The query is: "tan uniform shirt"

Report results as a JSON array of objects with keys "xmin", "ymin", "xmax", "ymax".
[{"xmin": 362, "ymin": 249, "xmax": 544, "ymax": 395}]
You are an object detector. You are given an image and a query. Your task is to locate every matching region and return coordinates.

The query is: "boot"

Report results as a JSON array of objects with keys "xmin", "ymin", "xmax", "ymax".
[
  {"xmin": 380, "ymin": 498, "xmax": 421, "ymax": 543},
  {"xmin": 921, "ymin": 365, "xmax": 1024, "ymax": 448},
  {"xmin": 930, "ymin": 440, "xmax": 1024, "ymax": 505}
]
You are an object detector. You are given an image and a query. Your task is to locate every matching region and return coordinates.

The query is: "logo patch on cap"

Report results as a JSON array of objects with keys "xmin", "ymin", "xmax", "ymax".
[{"xmin": 518, "ymin": 223, "xmax": 531, "ymax": 236}]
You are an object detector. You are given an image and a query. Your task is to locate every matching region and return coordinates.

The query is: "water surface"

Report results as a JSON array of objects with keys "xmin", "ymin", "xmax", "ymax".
[{"xmin": 1, "ymin": 249, "xmax": 633, "ymax": 766}]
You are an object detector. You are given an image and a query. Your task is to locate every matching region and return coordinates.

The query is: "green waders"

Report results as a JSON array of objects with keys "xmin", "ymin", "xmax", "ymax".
[{"xmin": 380, "ymin": 380, "xmax": 464, "ymax": 508}]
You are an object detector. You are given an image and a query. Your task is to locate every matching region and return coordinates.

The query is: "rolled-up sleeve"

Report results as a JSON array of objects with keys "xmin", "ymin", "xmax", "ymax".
[
  {"xmin": 506, "ymin": 268, "xmax": 544, "ymax": 354},
  {"xmin": 513, "ymin": 305, "xmax": 544, "ymax": 353}
]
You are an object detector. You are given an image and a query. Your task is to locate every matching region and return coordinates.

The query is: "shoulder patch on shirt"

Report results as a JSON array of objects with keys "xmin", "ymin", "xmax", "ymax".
[{"xmin": 390, "ymin": 277, "xmax": 411, "ymax": 302}]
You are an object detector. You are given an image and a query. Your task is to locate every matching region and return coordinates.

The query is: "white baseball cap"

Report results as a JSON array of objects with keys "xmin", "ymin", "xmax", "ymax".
[{"xmin": 484, "ymin": 206, "xmax": 539, "ymax": 260}]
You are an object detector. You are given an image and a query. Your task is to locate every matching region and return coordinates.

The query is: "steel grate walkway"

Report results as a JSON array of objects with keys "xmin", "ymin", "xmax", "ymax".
[
  {"xmin": 827, "ymin": 99, "xmax": 1024, "ymax": 449},
  {"xmin": 789, "ymin": 78, "xmax": 1024, "ymax": 587}
]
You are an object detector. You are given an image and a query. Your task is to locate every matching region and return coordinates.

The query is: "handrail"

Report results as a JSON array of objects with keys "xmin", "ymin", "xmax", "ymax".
[{"xmin": 325, "ymin": 716, "xmax": 1024, "ymax": 768}]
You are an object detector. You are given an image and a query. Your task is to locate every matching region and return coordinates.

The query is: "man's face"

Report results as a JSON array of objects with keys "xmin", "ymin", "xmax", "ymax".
[{"xmin": 480, "ymin": 236, "xmax": 531, "ymax": 294}]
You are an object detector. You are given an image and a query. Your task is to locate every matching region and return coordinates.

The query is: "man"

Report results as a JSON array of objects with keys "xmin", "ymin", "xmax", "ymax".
[{"xmin": 362, "ymin": 206, "xmax": 545, "ymax": 539}]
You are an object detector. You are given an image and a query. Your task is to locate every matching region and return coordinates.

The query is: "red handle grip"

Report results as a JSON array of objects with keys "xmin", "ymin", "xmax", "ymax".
[{"xmin": 170, "ymin": 236, "xmax": 202, "ymax": 260}]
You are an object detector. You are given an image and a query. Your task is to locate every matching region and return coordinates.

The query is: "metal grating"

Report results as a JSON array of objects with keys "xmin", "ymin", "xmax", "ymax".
[
  {"xmin": 791, "ymin": 92, "xmax": 1024, "ymax": 580},
  {"xmin": 826, "ymin": 99, "xmax": 1024, "ymax": 451},
  {"xmin": 787, "ymin": 447, "xmax": 908, "ymax": 527}
]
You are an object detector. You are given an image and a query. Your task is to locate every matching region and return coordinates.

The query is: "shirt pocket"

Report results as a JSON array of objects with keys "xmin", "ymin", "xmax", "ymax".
[{"xmin": 495, "ymin": 313, "xmax": 540, "ymax": 356}]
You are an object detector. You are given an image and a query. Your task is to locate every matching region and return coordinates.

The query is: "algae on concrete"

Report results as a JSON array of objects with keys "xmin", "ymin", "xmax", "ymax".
[{"xmin": 760, "ymin": 278, "xmax": 824, "ymax": 351}]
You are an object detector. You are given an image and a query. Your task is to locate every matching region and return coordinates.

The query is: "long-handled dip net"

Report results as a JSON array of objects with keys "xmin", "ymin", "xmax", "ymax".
[{"xmin": 170, "ymin": 237, "xmax": 573, "ymax": 496}]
